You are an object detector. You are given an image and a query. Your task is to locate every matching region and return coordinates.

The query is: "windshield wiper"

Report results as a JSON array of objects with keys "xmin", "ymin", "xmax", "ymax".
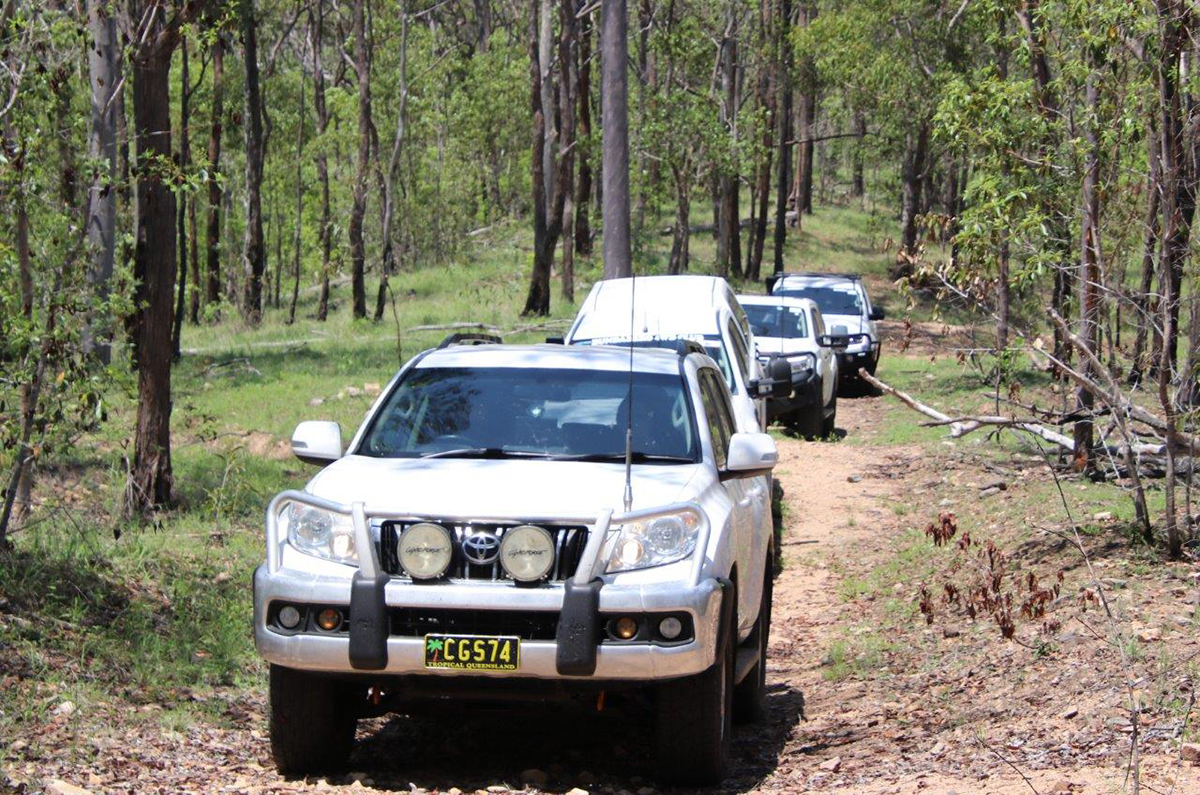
[
  {"xmin": 565, "ymin": 452, "xmax": 695, "ymax": 464},
  {"xmin": 418, "ymin": 447, "xmax": 576, "ymax": 460}
]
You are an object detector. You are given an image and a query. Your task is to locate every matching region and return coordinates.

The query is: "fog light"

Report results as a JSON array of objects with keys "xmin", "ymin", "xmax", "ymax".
[
  {"xmin": 614, "ymin": 617, "xmax": 638, "ymax": 640},
  {"xmin": 316, "ymin": 608, "xmax": 341, "ymax": 631},
  {"xmin": 278, "ymin": 605, "xmax": 301, "ymax": 629},
  {"xmin": 658, "ymin": 616, "xmax": 683, "ymax": 640}
]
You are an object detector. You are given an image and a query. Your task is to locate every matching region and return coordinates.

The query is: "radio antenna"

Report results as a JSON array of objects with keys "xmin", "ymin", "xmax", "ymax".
[{"xmin": 623, "ymin": 273, "xmax": 635, "ymax": 512}]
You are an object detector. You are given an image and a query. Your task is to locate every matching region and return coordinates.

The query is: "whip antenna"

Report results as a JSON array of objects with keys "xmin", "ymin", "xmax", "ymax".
[{"xmin": 623, "ymin": 273, "xmax": 635, "ymax": 512}]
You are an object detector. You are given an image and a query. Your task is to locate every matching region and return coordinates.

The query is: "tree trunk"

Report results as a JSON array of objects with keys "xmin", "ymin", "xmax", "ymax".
[
  {"xmin": 241, "ymin": 0, "xmax": 266, "ymax": 325},
  {"xmin": 560, "ymin": 0, "xmax": 578, "ymax": 302},
  {"xmin": 523, "ymin": 0, "xmax": 571, "ymax": 315},
  {"xmin": 205, "ymin": 35, "xmax": 225, "ymax": 308},
  {"xmin": 311, "ymin": 3, "xmax": 332, "ymax": 322},
  {"xmin": 349, "ymin": 0, "xmax": 371, "ymax": 320},
  {"xmin": 374, "ymin": 2, "xmax": 410, "ymax": 323},
  {"xmin": 793, "ymin": 1, "xmax": 817, "ymax": 217},
  {"xmin": 1131, "ymin": 129, "xmax": 1161, "ymax": 385},
  {"xmin": 1073, "ymin": 72, "xmax": 1102, "ymax": 474},
  {"xmin": 996, "ymin": 238, "xmax": 1010, "ymax": 350},
  {"xmin": 289, "ymin": 74, "xmax": 305, "ymax": 324},
  {"xmin": 716, "ymin": 19, "xmax": 741, "ymax": 279},
  {"xmin": 893, "ymin": 121, "xmax": 929, "ymax": 279},
  {"xmin": 128, "ymin": 27, "xmax": 182, "ymax": 513},
  {"xmin": 851, "ymin": 109, "xmax": 865, "ymax": 198},
  {"xmin": 172, "ymin": 36, "xmax": 191, "ymax": 360},
  {"xmin": 84, "ymin": 0, "xmax": 119, "ymax": 363},
  {"xmin": 772, "ymin": 0, "xmax": 792, "ymax": 273},
  {"xmin": 668, "ymin": 163, "xmax": 691, "ymax": 274},
  {"xmin": 575, "ymin": 6, "xmax": 594, "ymax": 255},
  {"xmin": 601, "ymin": 0, "xmax": 632, "ymax": 279}
]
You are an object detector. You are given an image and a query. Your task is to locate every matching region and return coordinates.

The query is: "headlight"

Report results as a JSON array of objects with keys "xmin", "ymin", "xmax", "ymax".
[
  {"xmin": 606, "ymin": 508, "xmax": 702, "ymax": 573},
  {"xmin": 500, "ymin": 525, "xmax": 556, "ymax": 582},
  {"xmin": 787, "ymin": 352, "xmax": 816, "ymax": 374},
  {"xmin": 284, "ymin": 502, "xmax": 357, "ymax": 565},
  {"xmin": 399, "ymin": 522, "xmax": 453, "ymax": 580}
]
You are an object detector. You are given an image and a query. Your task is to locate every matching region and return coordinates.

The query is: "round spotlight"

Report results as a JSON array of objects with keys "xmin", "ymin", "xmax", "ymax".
[
  {"xmin": 613, "ymin": 617, "xmax": 638, "ymax": 640},
  {"xmin": 316, "ymin": 608, "xmax": 342, "ymax": 631},
  {"xmin": 658, "ymin": 616, "xmax": 683, "ymax": 640},
  {"xmin": 499, "ymin": 525, "xmax": 556, "ymax": 582},
  {"xmin": 399, "ymin": 522, "xmax": 453, "ymax": 580},
  {"xmin": 277, "ymin": 605, "xmax": 301, "ymax": 629}
]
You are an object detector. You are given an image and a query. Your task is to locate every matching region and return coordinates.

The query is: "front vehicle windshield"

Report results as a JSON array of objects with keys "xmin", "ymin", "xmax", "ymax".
[
  {"xmin": 744, "ymin": 304, "xmax": 809, "ymax": 339},
  {"xmin": 358, "ymin": 366, "xmax": 699, "ymax": 462},
  {"xmin": 778, "ymin": 285, "xmax": 862, "ymax": 316}
]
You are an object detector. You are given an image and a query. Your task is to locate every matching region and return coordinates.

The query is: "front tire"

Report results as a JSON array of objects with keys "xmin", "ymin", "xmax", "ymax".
[
  {"xmin": 821, "ymin": 392, "xmax": 838, "ymax": 437},
  {"xmin": 269, "ymin": 665, "xmax": 357, "ymax": 776},
  {"xmin": 654, "ymin": 584, "xmax": 736, "ymax": 786}
]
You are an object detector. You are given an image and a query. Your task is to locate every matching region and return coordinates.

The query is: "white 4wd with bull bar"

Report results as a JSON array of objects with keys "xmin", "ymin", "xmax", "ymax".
[{"xmin": 254, "ymin": 337, "xmax": 779, "ymax": 785}]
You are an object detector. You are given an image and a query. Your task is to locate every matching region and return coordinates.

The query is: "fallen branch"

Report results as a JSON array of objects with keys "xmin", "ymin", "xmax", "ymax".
[{"xmin": 859, "ymin": 369, "xmax": 1165, "ymax": 457}]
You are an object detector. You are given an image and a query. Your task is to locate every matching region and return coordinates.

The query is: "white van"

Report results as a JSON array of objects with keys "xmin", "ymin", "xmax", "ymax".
[{"xmin": 565, "ymin": 275, "xmax": 775, "ymax": 434}]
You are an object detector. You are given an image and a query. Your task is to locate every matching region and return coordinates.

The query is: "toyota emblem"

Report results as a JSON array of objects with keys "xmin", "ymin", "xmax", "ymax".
[{"xmin": 462, "ymin": 532, "xmax": 501, "ymax": 565}]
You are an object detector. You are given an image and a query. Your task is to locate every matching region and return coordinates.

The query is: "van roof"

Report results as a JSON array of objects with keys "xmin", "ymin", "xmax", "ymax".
[
  {"xmin": 570, "ymin": 275, "xmax": 733, "ymax": 341},
  {"xmin": 418, "ymin": 342, "xmax": 686, "ymax": 375}
]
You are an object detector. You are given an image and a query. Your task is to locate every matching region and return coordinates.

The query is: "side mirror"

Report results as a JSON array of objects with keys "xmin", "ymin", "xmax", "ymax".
[
  {"xmin": 816, "ymin": 334, "xmax": 841, "ymax": 349},
  {"xmin": 291, "ymin": 420, "xmax": 343, "ymax": 466},
  {"xmin": 545, "ymin": 336, "xmax": 565, "ymax": 344},
  {"xmin": 869, "ymin": 307, "xmax": 886, "ymax": 321},
  {"xmin": 722, "ymin": 432, "xmax": 778, "ymax": 481}
]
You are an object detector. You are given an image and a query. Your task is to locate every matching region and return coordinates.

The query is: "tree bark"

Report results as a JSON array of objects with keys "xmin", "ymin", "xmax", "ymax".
[
  {"xmin": 851, "ymin": 109, "xmax": 865, "ymax": 198},
  {"xmin": 205, "ymin": 34, "xmax": 225, "ymax": 308},
  {"xmin": 289, "ymin": 76, "xmax": 303, "ymax": 324},
  {"xmin": 601, "ymin": 0, "xmax": 632, "ymax": 279},
  {"xmin": 716, "ymin": 16, "xmax": 741, "ymax": 279},
  {"xmin": 1073, "ymin": 71, "xmax": 1102, "ymax": 474},
  {"xmin": 172, "ymin": 36, "xmax": 191, "ymax": 360},
  {"xmin": 575, "ymin": 6, "xmax": 594, "ymax": 255},
  {"xmin": 772, "ymin": 0, "xmax": 793, "ymax": 273},
  {"xmin": 893, "ymin": 121, "xmax": 928, "ymax": 279},
  {"xmin": 560, "ymin": 0, "xmax": 579, "ymax": 302},
  {"xmin": 374, "ymin": 2, "xmax": 410, "ymax": 322},
  {"xmin": 128, "ymin": 7, "xmax": 191, "ymax": 513},
  {"xmin": 793, "ymin": 0, "xmax": 816, "ymax": 218},
  {"xmin": 241, "ymin": 0, "xmax": 266, "ymax": 325},
  {"xmin": 348, "ymin": 0, "xmax": 371, "ymax": 320},
  {"xmin": 668, "ymin": 163, "xmax": 691, "ymax": 274},
  {"xmin": 84, "ymin": 0, "xmax": 119, "ymax": 363},
  {"xmin": 310, "ymin": 2, "xmax": 332, "ymax": 321},
  {"xmin": 1130, "ymin": 129, "xmax": 1161, "ymax": 385}
]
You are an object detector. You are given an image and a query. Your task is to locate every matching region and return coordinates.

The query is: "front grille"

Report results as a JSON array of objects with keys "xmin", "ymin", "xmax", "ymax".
[
  {"xmin": 390, "ymin": 608, "xmax": 560, "ymax": 640},
  {"xmin": 377, "ymin": 521, "xmax": 588, "ymax": 582}
]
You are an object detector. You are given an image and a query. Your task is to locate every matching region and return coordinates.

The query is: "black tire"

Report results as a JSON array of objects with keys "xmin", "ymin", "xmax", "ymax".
[
  {"xmin": 821, "ymin": 393, "xmax": 838, "ymax": 437},
  {"xmin": 770, "ymin": 479, "xmax": 784, "ymax": 577},
  {"xmin": 794, "ymin": 402, "xmax": 824, "ymax": 439},
  {"xmin": 269, "ymin": 664, "xmax": 357, "ymax": 776},
  {"xmin": 734, "ymin": 563, "xmax": 774, "ymax": 724},
  {"xmin": 654, "ymin": 584, "xmax": 736, "ymax": 786}
]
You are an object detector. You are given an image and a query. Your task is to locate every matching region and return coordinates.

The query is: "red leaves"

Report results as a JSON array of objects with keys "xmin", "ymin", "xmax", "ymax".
[{"xmin": 925, "ymin": 512, "xmax": 958, "ymax": 546}]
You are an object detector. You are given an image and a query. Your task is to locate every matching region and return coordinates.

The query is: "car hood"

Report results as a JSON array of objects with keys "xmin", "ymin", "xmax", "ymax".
[
  {"xmin": 306, "ymin": 456, "xmax": 705, "ymax": 518},
  {"xmin": 754, "ymin": 336, "xmax": 815, "ymax": 357},
  {"xmin": 823, "ymin": 314, "xmax": 866, "ymax": 336}
]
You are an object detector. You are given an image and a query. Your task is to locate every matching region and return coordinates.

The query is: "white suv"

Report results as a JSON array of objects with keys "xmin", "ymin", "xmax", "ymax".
[
  {"xmin": 739, "ymin": 295, "xmax": 838, "ymax": 438},
  {"xmin": 767, "ymin": 272, "xmax": 885, "ymax": 386},
  {"xmin": 254, "ymin": 338, "xmax": 779, "ymax": 785}
]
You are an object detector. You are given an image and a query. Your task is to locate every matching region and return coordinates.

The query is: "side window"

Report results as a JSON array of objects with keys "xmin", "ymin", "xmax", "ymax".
[
  {"xmin": 727, "ymin": 320, "xmax": 750, "ymax": 381},
  {"xmin": 727, "ymin": 286, "xmax": 751, "ymax": 341},
  {"xmin": 812, "ymin": 307, "xmax": 826, "ymax": 336},
  {"xmin": 698, "ymin": 371, "xmax": 729, "ymax": 467},
  {"xmin": 709, "ymin": 372, "xmax": 738, "ymax": 443}
]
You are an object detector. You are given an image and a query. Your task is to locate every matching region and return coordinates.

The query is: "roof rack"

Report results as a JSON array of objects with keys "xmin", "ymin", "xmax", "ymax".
[
  {"xmin": 436, "ymin": 332, "xmax": 503, "ymax": 349},
  {"xmin": 765, "ymin": 272, "xmax": 861, "ymax": 291},
  {"xmin": 607, "ymin": 338, "xmax": 708, "ymax": 357}
]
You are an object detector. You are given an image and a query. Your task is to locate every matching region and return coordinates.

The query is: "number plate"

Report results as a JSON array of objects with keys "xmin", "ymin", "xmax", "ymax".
[{"xmin": 423, "ymin": 634, "xmax": 520, "ymax": 671}]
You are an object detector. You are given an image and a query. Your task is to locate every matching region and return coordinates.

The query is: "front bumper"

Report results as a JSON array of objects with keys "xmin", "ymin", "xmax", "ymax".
[
  {"xmin": 837, "ymin": 341, "xmax": 880, "ymax": 375},
  {"xmin": 766, "ymin": 368, "xmax": 821, "ymax": 421},
  {"xmin": 254, "ymin": 492, "xmax": 722, "ymax": 681}
]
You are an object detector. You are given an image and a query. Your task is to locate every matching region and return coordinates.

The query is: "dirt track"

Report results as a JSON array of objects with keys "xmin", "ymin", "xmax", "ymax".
[{"xmin": 15, "ymin": 393, "xmax": 1200, "ymax": 794}]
